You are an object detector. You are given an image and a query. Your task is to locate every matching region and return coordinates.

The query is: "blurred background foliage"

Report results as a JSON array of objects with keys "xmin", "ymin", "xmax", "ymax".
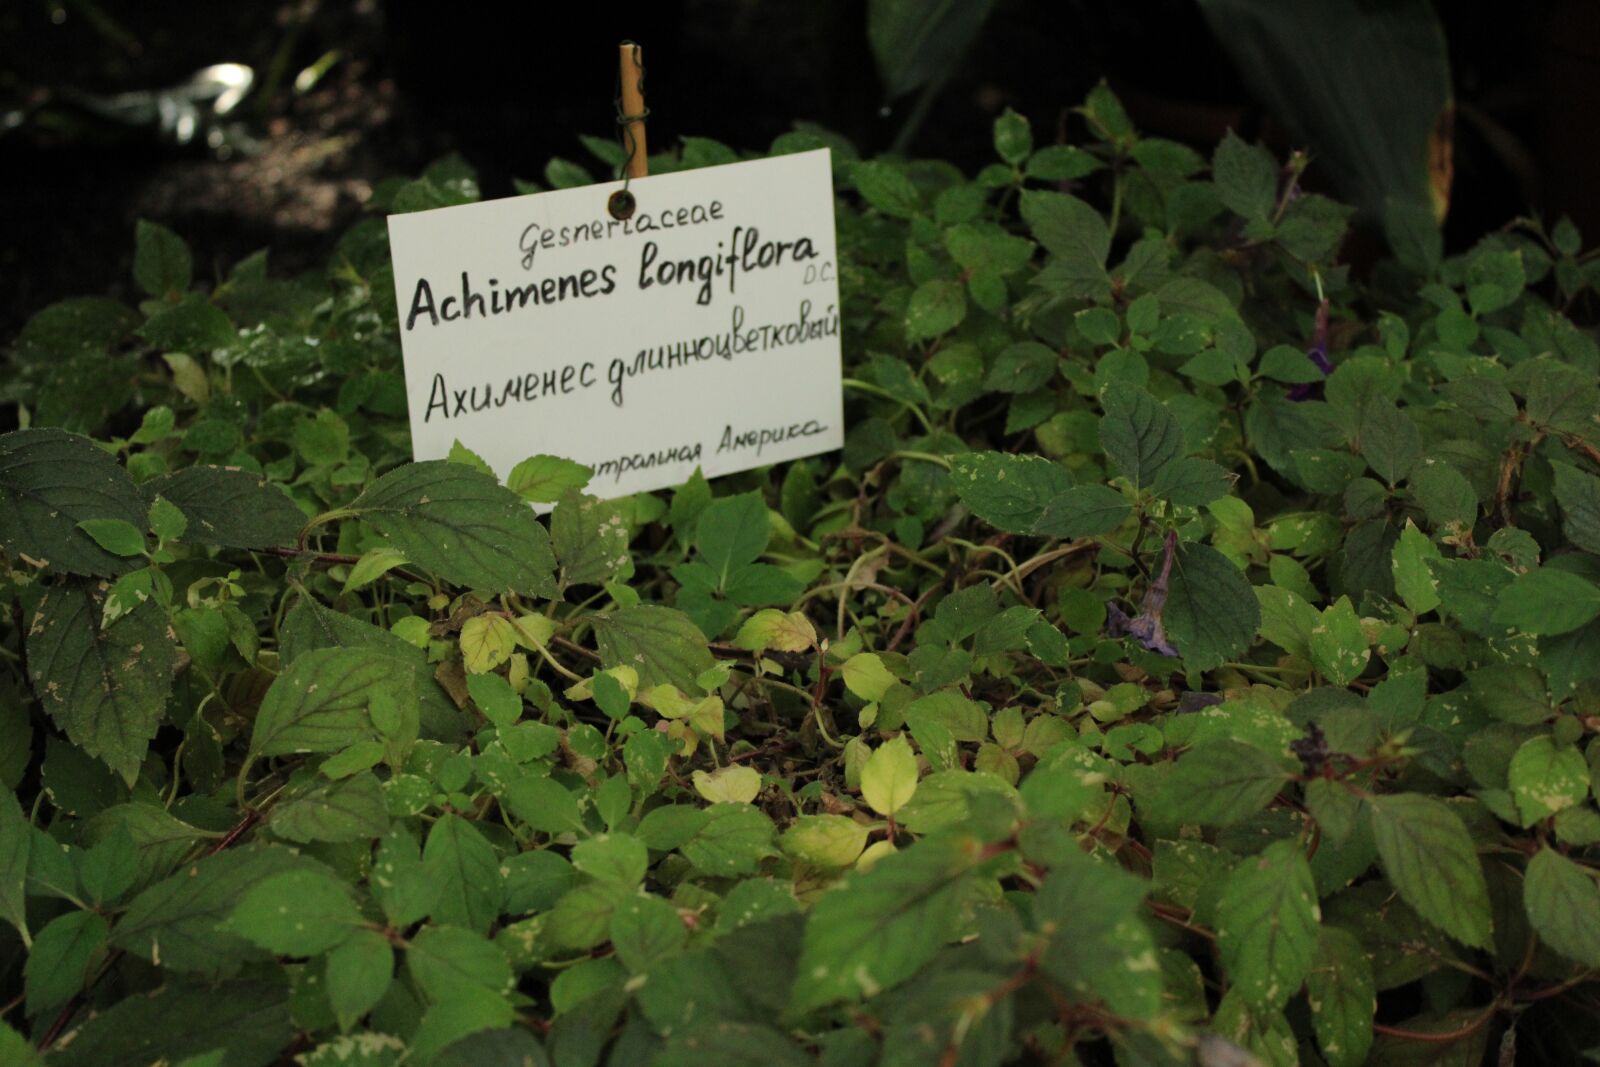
[{"xmin": 1, "ymin": 0, "xmax": 1594, "ymax": 339}]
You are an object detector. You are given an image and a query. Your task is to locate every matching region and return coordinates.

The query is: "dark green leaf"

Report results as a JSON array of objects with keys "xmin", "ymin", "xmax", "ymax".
[
  {"xmin": 1164, "ymin": 542, "xmax": 1262, "ymax": 671},
  {"xmin": 351, "ymin": 461, "xmax": 557, "ymax": 597},
  {"xmin": 249, "ymin": 648, "xmax": 409, "ymax": 758},
  {"xmin": 1366, "ymin": 793, "xmax": 1492, "ymax": 948},
  {"xmin": 49, "ymin": 978, "xmax": 293, "ymax": 1067},
  {"xmin": 143, "ymin": 466, "xmax": 304, "ymax": 549},
  {"xmin": 0, "ymin": 428, "xmax": 146, "ymax": 577},
  {"xmin": 1523, "ymin": 847, "xmax": 1600, "ymax": 968},
  {"xmin": 1215, "ymin": 840, "xmax": 1318, "ymax": 1009},
  {"xmin": 594, "ymin": 605, "xmax": 716, "ymax": 692},
  {"xmin": 134, "ymin": 219, "xmax": 193, "ymax": 296},
  {"xmin": 1099, "ymin": 384, "xmax": 1183, "ymax": 486}
]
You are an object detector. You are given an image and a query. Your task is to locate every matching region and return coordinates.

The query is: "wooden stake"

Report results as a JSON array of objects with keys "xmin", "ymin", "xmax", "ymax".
[{"xmin": 619, "ymin": 42, "xmax": 648, "ymax": 179}]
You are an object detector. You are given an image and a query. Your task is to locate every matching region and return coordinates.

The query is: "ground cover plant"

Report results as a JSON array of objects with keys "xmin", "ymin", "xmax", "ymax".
[{"xmin": 2, "ymin": 85, "xmax": 1600, "ymax": 1066}]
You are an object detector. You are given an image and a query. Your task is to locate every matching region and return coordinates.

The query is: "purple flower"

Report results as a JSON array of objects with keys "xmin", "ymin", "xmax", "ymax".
[
  {"xmin": 1288, "ymin": 298, "xmax": 1332, "ymax": 402},
  {"xmin": 1106, "ymin": 530, "xmax": 1179, "ymax": 657}
]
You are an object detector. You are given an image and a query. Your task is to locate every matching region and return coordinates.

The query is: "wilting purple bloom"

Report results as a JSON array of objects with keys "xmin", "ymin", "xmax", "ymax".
[
  {"xmin": 1288, "ymin": 298, "xmax": 1332, "ymax": 402},
  {"xmin": 1107, "ymin": 530, "xmax": 1179, "ymax": 657}
]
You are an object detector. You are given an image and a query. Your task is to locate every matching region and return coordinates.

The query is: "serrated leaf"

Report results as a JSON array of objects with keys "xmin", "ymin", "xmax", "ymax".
[
  {"xmin": 326, "ymin": 929, "xmax": 393, "ymax": 1030},
  {"xmin": 24, "ymin": 909, "xmax": 108, "ymax": 1016},
  {"xmin": 47, "ymin": 978, "xmax": 293, "ymax": 1067},
  {"xmin": 26, "ymin": 580, "xmax": 177, "ymax": 784},
  {"xmin": 134, "ymin": 219, "xmax": 193, "ymax": 296},
  {"xmin": 610, "ymin": 894, "xmax": 687, "ymax": 973},
  {"xmin": 594, "ymin": 605, "xmax": 716, "ymax": 692},
  {"xmin": 679, "ymin": 803, "xmax": 775, "ymax": 877},
  {"xmin": 1366, "ymin": 793, "xmax": 1492, "ymax": 948},
  {"xmin": 1143, "ymin": 740, "xmax": 1289, "ymax": 827},
  {"xmin": 506, "ymin": 453, "xmax": 593, "ymax": 502},
  {"xmin": 423, "ymin": 815, "xmax": 502, "ymax": 934},
  {"xmin": 0, "ymin": 428, "xmax": 146, "ymax": 576},
  {"xmin": 1309, "ymin": 596, "xmax": 1370, "ymax": 687},
  {"xmin": 950, "ymin": 452, "xmax": 1071, "ymax": 532},
  {"xmin": 861, "ymin": 736, "xmax": 920, "ymax": 816},
  {"xmin": 1523, "ymin": 847, "xmax": 1600, "ymax": 968},
  {"xmin": 223, "ymin": 868, "xmax": 362, "ymax": 955},
  {"xmin": 1552, "ymin": 462, "xmax": 1600, "ymax": 555},
  {"xmin": 407, "ymin": 924, "xmax": 512, "ymax": 1001},
  {"xmin": 1099, "ymin": 383, "xmax": 1184, "ymax": 486},
  {"xmin": 1164, "ymin": 542, "xmax": 1262, "ymax": 671},
  {"xmin": 249, "ymin": 648, "xmax": 410, "ymax": 758},
  {"xmin": 0, "ymin": 788, "xmax": 30, "ymax": 946},
  {"xmin": 1305, "ymin": 926, "xmax": 1376, "ymax": 1067},
  {"xmin": 789, "ymin": 835, "xmax": 987, "ymax": 1013},
  {"xmin": 1491, "ymin": 567, "xmax": 1600, "ymax": 635},
  {"xmin": 781, "ymin": 815, "xmax": 870, "ymax": 869},
  {"xmin": 1391, "ymin": 521, "xmax": 1442, "ymax": 615},
  {"xmin": 351, "ymin": 461, "xmax": 556, "ymax": 596},
  {"xmin": 112, "ymin": 846, "xmax": 327, "ymax": 976},
  {"xmin": 459, "ymin": 615, "xmax": 517, "ymax": 674},
  {"xmin": 140, "ymin": 466, "xmax": 306, "ymax": 551},
  {"xmin": 552, "ymin": 490, "xmax": 629, "ymax": 587},
  {"xmin": 1213, "ymin": 130, "xmax": 1277, "ymax": 220},
  {"xmin": 269, "ymin": 771, "xmax": 389, "ymax": 843},
  {"xmin": 1507, "ymin": 736, "xmax": 1589, "ymax": 826},
  {"xmin": 1216, "ymin": 841, "xmax": 1319, "ymax": 1009},
  {"xmin": 905, "ymin": 279, "xmax": 966, "ymax": 341}
]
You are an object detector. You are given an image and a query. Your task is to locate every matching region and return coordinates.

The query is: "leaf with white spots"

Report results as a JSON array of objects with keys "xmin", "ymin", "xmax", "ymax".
[
  {"xmin": 1309, "ymin": 596, "xmax": 1370, "ymax": 687},
  {"xmin": 1305, "ymin": 926, "xmax": 1376, "ymax": 1067},
  {"xmin": 26, "ymin": 578, "xmax": 177, "ymax": 785},
  {"xmin": 221, "ymin": 869, "xmax": 362, "ymax": 955},
  {"xmin": 790, "ymin": 835, "xmax": 989, "ymax": 1013},
  {"xmin": 1216, "ymin": 840, "xmax": 1320, "ymax": 1010},
  {"xmin": 594, "ymin": 605, "xmax": 716, "ymax": 692},
  {"xmin": 1507, "ymin": 736, "xmax": 1589, "ymax": 826}
]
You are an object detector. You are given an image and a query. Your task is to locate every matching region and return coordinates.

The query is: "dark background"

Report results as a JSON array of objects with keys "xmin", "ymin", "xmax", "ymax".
[{"xmin": 2, "ymin": 0, "xmax": 1596, "ymax": 340}]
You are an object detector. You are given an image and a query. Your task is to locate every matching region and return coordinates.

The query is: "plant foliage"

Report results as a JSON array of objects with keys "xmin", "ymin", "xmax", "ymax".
[{"xmin": 2, "ymin": 86, "xmax": 1600, "ymax": 1065}]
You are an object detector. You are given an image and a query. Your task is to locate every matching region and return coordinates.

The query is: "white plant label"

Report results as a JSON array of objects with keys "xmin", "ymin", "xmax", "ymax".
[{"xmin": 387, "ymin": 149, "xmax": 843, "ymax": 498}]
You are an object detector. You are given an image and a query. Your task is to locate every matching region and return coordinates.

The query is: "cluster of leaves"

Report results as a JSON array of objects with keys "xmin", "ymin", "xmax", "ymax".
[{"xmin": 2, "ymin": 85, "xmax": 1600, "ymax": 1067}]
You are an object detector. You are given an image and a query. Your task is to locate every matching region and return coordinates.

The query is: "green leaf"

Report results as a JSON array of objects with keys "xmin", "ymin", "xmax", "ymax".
[
  {"xmin": 112, "ymin": 846, "xmax": 326, "ymax": 976},
  {"xmin": 905, "ymin": 279, "xmax": 966, "ymax": 341},
  {"xmin": 27, "ymin": 580, "xmax": 177, "ymax": 784},
  {"xmin": 1142, "ymin": 740, "xmax": 1289, "ymax": 828},
  {"xmin": 1216, "ymin": 841, "xmax": 1319, "ymax": 1009},
  {"xmin": 144, "ymin": 466, "xmax": 305, "ymax": 549},
  {"xmin": 1309, "ymin": 596, "xmax": 1370, "ymax": 687},
  {"xmin": 459, "ymin": 615, "xmax": 517, "ymax": 674},
  {"xmin": 1212, "ymin": 130, "xmax": 1278, "ymax": 220},
  {"xmin": 1366, "ymin": 793, "xmax": 1492, "ymax": 948},
  {"xmin": 552, "ymin": 491, "xmax": 629, "ymax": 587},
  {"xmin": 1151, "ymin": 457, "xmax": 1232, "ymax": 506},
  {"xmin": 249, "ymin": 648, "xmax": 410, "ymax": 758},
  {"xmin": 223, "ymin": 869, "xmax": 362, "ymax": 955},
  {"xmin": 1491, "ymin": 567, "xmax": 1600, "ymax": 635},
  {"xmin": 1523, "ymin": 847, "xmax": 1600, "ymax": 968},
  {"xmin": 950, "ymin": 452, "xmax": 1070, "ymax": 532},
  {"xmin": 610, "ymin": 894, "xmax": 687, "ymax": 973},
  {"xmin": 507, "ymin": 453, "xmax": 593, "ymax": 503},
  {"xmin": 1305, "ymin": 927, "xmax": 1376, "ymax": 1067},
  {"xmin": 1391, "ymin": 520, "xmax": 1442, "ymax": 615},
  {"xmin": 861, "ymin": 736, "xmax": 920, "ymax": 816},
  {"xmin": 985, "ymin": 341, "xmax": 1056, "ymax": 393},
  {"xmin": 0, "ymin": 428, "xmax": 147, "ymax": 577},
  {"xmin": 1164, "ymin": 542, "xmax": 1262, "ymax": 671},
  {"xmin": 841, "ymin": 653, "xmax": 898, "ymax": 702},
  {"xmin": 1020, "ymin": 190, "xmax": 1110, "ymax": 296},
  {"xmin": 993, "ymin": 107, "xmax": 1033, "ymax": 163},
  {"xmin": 594, "ymin": 605, "xmax": 716, "ymax": 692},
  {"xmin": 47, "ymin": 978, "xmax": 292, "ymax": 1067},
  {"xmin": 326, "ymin": 929, "xmax": 393, "ymax": 1030},
  {"xmin": 789, "ymin": 835, "xmax": 988, "ymax": 1014},
  {"xmin": 424, "ymin": 815, "xmax": 503, "ymax": 934},
  {"xmin": 1552, "ymin": 462, "xmax": 1600, "ymax": 555},
  {"xmin": 781, "ymin": 815, "xmax": 871, "ymax": 869},
  {"xmin": 0, "ymin": 1021, "xmax": 43, "ymax": 1067},
  {"xmin": 1358, "ymin": 399, "xmax": 1422, "ymax": 484},
  {"xmin": 851, "ymin": 160, "xmax": 921, "ymax": 219},
  {"xmin": 24, "ymin": 908, "xmax": 108, "ymax": 1016},
  {"xmin": 351, "ymin": 461, "xmax": 556, "ymax": 597},
  {"xmin": 679, "ymin": 803, "xmax": 775, "ymax": 877},
  {"xmin": 407, "ymin": 924, "xmax": 512, "ymax": 1001},
  {"xmin": 134, "ymin": 219, "xmax": 193, "ymax": 296},
  {"xmin": 1507, "ymin": 736, "xmax": 1589, "ymax": 826},
  {"xmin": 269, "ymin": 771, "xmax": 390, "ymax": 843},
  {"xmin": 0, "ymin": 789, "xmax": 30, "ymax": 946},
  {"xmin": 504, "ymin": 775, "xmax": 585, "ymax": 835},
  {"xmin": 139, "ymin": 294, "xmax": 237, "ymax": 351},
  {"xmin": 76, "ymin": 518, "xmax": 145, "ymax": 557},
  {"xmin": 697, "ymin": 493, "xmax": 770, "ymax": 587},
  {"xmin": 1099, "ymin": 384, "xmax": 1183, "ymax": 486}
]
